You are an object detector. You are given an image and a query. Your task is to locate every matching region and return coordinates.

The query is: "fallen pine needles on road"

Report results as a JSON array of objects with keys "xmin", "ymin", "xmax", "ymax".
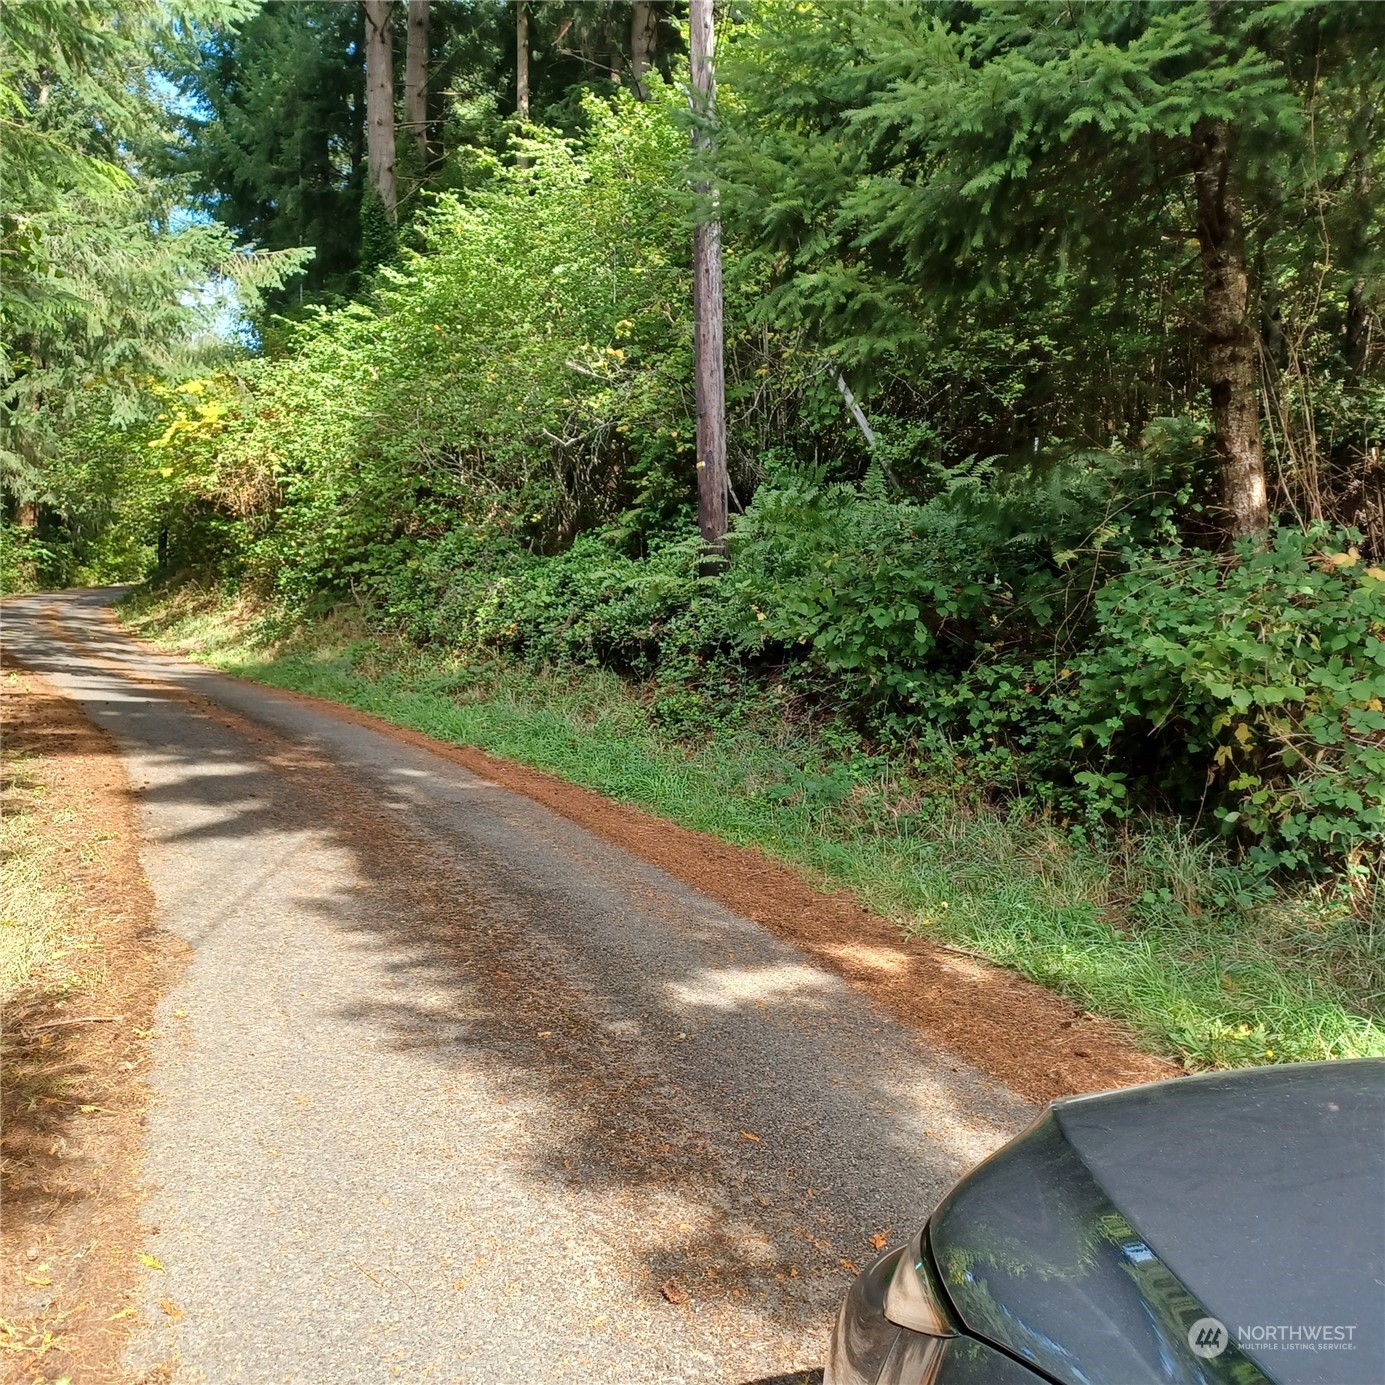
[{"xmin": 0, "ymin": 659, "xmax": 177, "ymax": 1385}]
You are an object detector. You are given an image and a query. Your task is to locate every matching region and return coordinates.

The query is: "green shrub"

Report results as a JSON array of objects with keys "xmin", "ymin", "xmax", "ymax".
[
  {"xmin": 724, "ymin": 465, "xmax": 993, "ymax": 701},
  {"xmin": 364, "ymin": 524, "xmax": 724, "ymax": 675},
  {"xmin": 0, "ymin": 521, "xmax": 49, "ymax": 594},
  {"xmin": 726, "ymin": 472, "xmax": 1383, "ymax": 890},
  {"xmin": 1069, "ymin": 529, "xmax": 1385, "ymax": 877}
]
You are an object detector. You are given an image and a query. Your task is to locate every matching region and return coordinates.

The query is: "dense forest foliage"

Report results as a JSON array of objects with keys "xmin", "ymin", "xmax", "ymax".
[{"xmin": 4, "ymin": 0, "xmax": 1383, "ymax": 921}]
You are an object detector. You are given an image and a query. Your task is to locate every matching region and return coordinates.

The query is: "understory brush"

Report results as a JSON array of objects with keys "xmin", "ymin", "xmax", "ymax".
[
  {"xmin": 121, "ymin": 581, "xmax": 1385, "ymax": 1070},
  {"xmin": 271, "ymin": 460, "xmax": 1385, "ymax": 906}
]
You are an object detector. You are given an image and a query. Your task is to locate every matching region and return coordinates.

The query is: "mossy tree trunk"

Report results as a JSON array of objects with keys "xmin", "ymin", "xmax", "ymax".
[{"xmin": 1193, "ymin": 118, "xmax": 1269, "ymax": 543}]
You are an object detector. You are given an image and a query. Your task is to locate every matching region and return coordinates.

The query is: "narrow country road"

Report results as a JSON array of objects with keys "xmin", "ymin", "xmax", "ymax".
[{"xmin": 4, "ymin": 590, "xmax": 1034, "ymax": 1385}]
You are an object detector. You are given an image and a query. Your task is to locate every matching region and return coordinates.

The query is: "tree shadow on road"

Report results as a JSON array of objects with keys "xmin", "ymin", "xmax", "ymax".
[{"xmin": 5, "ymin": 597, "xmax": 1032, "ymax": 1381}]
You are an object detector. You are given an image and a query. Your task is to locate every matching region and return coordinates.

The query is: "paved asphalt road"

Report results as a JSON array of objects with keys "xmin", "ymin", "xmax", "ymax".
[{"xmin": 4, "ymin": 590, "xmax": 1033, "ymax": 1385}]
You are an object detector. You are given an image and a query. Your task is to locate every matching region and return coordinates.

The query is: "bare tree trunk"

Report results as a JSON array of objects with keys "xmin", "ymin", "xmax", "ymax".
[
  {"xmin": 405, "ymin": 0, "xmax": 430, "ymax": 166},
  {"xmin": 515, "ymin": 0, "xmax": 530, "ymax": 121},
  {"xmin": 1193, "ymin": 119, "xmax": 1268, "ymax": 543},
  {"xmin": 363, "ymin": 0, "xmax": 397, "ymax": 221},
  {"xmin": 631, "ymin": 1, "xmax": 658, "ymax": 99},
  {"xmin": 1346, "ymin": 276, "xmax": 1370, "ymax": 375},
  {"xmin": 690, "ymin": 0, "xmax": 726, "ymax": 558},
  {"xmin": 1344, "ymin": 128, "xmax": 1374, "ymax": 376}
]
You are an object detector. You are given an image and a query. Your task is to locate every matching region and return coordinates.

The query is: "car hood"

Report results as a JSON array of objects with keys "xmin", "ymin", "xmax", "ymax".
[{"xmin": 928, "ymin": 1060, "xmax": 1385, "ymax": 1385}]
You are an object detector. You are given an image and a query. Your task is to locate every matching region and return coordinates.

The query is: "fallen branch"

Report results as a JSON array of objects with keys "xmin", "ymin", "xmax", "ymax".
[{"xmin": 29, "ymin": 1014, "xmax": 125, "ymax": 1031}]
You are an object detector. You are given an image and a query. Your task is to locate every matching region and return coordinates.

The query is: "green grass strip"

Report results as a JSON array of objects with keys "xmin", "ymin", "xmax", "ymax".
[{"xmin": 119, "ymin": 587, "xmax": 1385, "ymax": 1071}]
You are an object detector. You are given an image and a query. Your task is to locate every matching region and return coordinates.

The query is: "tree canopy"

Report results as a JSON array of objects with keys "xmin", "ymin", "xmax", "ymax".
[
  {"xmin": 172, "ymin": 0, "xmax": 369, "ymax": 305},
  {"xmin": 720, "ymin": 0, "xmax": 1384, "ymax": 542},
  {"xmin": 0, "ymin": 0, "xmax": 308, "ymax": 502}
]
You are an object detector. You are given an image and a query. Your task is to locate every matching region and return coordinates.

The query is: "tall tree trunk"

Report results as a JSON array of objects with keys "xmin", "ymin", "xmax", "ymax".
[
  {"xmin": 1193, "ymin": 118, "xmax": 1268, "ymax": 543},
  {"xmin": 631, "ymin": 1, "xmax": 658, "ymax": 99},
  {"xmin": 363, "ymin": 0, "xmax": 396, "ymax": 221},
  {"xmin": 515, "ymin": 0, "xmax": 530, "ymax": 121},
  {"xmin": 404, "ymin": 0, "xmax": 430, "ymax": 166},
  {"xmin": 1344, "ymin": 126, "xmax": 1374, "ymax": 376},
  {"xmin": 690, "ymin": 0, "xmax": 726, "ymax": 557}
]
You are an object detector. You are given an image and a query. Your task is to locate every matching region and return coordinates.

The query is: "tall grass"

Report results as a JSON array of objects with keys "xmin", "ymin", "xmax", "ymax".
[{"xmin": 121, "ymin": 585, "xmax": 1385, "ymax": 1070}]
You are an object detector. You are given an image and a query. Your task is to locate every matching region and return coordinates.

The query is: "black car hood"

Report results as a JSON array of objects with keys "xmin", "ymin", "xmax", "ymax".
[{"xmin": 929, "ymin": 1060, "xmax": 1385, "ymax": 1385}]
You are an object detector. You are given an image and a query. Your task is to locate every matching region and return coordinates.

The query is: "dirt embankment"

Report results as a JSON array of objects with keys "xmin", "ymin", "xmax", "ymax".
[{"xmin": 1, "ymin": 661, "xmax": 176, "ymax": 1385}]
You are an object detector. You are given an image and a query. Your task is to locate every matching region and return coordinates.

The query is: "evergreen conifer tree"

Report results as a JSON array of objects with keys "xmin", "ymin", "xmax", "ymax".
[
  {"xmin": 173, "ymin": 0, "xmax": 368, "ymax": 307},
  {"xmin": 722, "ymin": 0, "xmax": 1384, "ymax": 542}
]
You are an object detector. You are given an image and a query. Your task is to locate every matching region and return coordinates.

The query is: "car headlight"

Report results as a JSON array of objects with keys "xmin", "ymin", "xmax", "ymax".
[
  {"xmin": 827, "ymin": 1230, "xmax": 958, "ymax": 1385},
  {"xmin": 883, "ymin": 1230, "xmax": 957, "ymax": 1338}
]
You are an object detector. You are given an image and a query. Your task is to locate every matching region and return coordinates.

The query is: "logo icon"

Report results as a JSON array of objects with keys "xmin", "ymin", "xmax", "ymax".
[{"xmin": 1189, "ymin": 1317, "xmax": 1229, "ymax": 1358}]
